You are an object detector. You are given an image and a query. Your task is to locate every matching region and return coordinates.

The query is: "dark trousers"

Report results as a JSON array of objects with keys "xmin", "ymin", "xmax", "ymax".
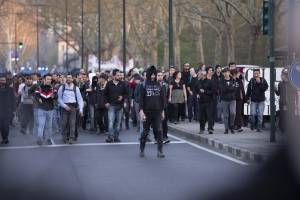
[
  {"xmin": 0, "ymin": 118, "xmax": 10, "ymax": 141},
  {"xmin": 171, "ymin": 103, "xmax": 185, "ymax": 122},
  {"xmin": 199, "ymin": 102, "xmax": 214, "ymax": 131},
  {"xmin": 97, "ymin": 108, "xmax": 108, "ymax": 132},
  {"xmin": 140, "ymin": 111, "xmax": 163, "ymax": 152},
  {"xmin": 279, "ymin": 109, "xmax": 287, "ymax": 133},
  {"xmin": 235, "ymin": 100, "xmax": 244, "ymax": 128},
  {"xmin": 20, "ymin": 104, "xmax": 34, "ymax": 134},
  {"xmin": 162, "ymin": 108, "xmax": 168, "ymax": 139},
  {"xmin": 82, "ymin": 103, "xmax": 88, "ymax": 130},
  {"xmin": 61, "ymin": 107, "xmax": 77, "ymax": 140},
  {"xmin": 188, "ymin": 94, "xmax": 198, "ymax": 121}
]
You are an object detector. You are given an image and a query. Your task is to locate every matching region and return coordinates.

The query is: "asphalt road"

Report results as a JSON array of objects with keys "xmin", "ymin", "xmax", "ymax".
[{"xmin": 0, "ymin": 125, "xmax": 256, "ymax": 200}]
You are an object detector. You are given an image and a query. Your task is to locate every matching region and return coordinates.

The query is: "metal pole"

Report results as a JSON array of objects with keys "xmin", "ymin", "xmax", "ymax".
[
  {"xmin": 14, "ymin": 12, "xmax": 18, "ymax": 67},
  {"xmin": 81, "ymin": 0, "xmax": 84, "ymax": 70},
  {"xmin": 36, "ymin": 5, "xmax": 40, "ymax": 69},
  {"xmin": 169, "ymin": 0, "xmax": 174, "ymax": 67},
  {"xmin": 122, "ymin": 0, "xmax": 126, "ymax": 75},
  {"xmin": 98, "ymin": 0, "xmax": 101, "ymax": 72},
  {"xmin": 65, "ymin": 0, "xmax": 69, "ymax": 71},
  {"xmin": 288, "ymin": 0, "xmax": 295, "ymax": 64},
  {"xmin": 269, "ymin": 0, "xmax": 276, "ymax": 142}
]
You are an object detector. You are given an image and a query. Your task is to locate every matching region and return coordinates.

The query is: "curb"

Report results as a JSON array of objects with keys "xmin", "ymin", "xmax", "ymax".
[{"xmin": 168, "ymin": 126, "xmax": 266, "ymax": 163}]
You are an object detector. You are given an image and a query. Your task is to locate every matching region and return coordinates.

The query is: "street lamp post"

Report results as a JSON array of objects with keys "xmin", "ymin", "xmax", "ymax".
[
  {"xmin": 65, "ymin": 0, "xmax": 69, "ymax": 71},
  {"xmin": 269, "ymin": 0, "xmax": 276, "ymax": 142},
  {"xmin": 36, "ymin": 5, "xmax": 39, "ymax": 69},
  {"xmin": 169, "ymin": 0, "xmax": 174, "ymax": 67},
  {"xmin": 122, "ymin": 0, "xmax": 126, "ymax": 76},
  {"xmin": 98, "ymin": 0, "xmax": 101, "ymax": 72},
  {"xmin": 81, "ymin": 0, "xmax": 84, "ymax": 70}
]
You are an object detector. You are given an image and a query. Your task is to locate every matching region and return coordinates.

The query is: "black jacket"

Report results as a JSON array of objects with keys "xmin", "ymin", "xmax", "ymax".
[
  {"xmin": 234, "ymin": 78, "xmax": 246, "ymax": 101},
  {"xmin": 35, "ymin": 84, "xmax": 56, "ymax": 111},
  {"xmin": 139, "ymin": 80, "xmax": 165, "ymax": 112},
  {"xmin": 96, "ymin": 84, "xmax": 107, "ymax": 109},
  {"xmin": 246, "ymin": 77, "xmax": 269, "ymax": 102},
  {"xmin": 212, "ymin": 73, "xmax": 224, "ymax": 96},
  {"xmin": 195, "ymin": 78, "xmax": 216, "ymax": 103},
  {"xmin": 0, "ymin": 85, "xmax": 15, "ymax": 119},
  {"xmin": 220, "ymin": 77, "xmax": 236, "ymax": 102},
  {"xmin": 105, "ymin": 80, "xmax": 127, "ymax": 106}
]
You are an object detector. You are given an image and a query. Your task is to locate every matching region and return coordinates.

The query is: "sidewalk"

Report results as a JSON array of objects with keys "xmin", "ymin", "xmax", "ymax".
[{"xmin": 168, "ymin": 121, "xmax": 285, "ymax": 163}]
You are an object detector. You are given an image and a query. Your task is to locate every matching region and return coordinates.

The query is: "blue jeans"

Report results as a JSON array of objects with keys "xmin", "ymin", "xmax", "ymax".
[
  {"xmin": 250, "ymin": 101, "xmax": 265, "ymax": 129},
  {"xmin": 37, "ymin": 109, "xmax": 54, "ymax": 140},
  {"xmin": 108, "ymin": 105, "xmax": 123, "ymax": 139}
]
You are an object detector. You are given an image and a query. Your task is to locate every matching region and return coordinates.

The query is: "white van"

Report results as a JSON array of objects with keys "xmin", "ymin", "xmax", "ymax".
[{"xmin": 236, "ymin": 65, "xmax": 284, "ymax": 116}]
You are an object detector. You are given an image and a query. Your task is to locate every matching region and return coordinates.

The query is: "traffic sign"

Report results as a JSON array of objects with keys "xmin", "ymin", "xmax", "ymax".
[{"xmin": 289, "ymin": 61, "xmax": 300, "ymax": 90}]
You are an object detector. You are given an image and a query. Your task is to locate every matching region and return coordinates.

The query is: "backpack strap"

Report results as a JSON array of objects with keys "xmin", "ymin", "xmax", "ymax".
[{"xmin": 73, "ymin": 85, "xmax": 78, "ymax": 104}]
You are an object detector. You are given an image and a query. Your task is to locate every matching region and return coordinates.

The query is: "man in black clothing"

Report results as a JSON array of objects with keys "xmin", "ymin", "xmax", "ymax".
[
  {"xmin": 220, "ymin": 68, "xmax": 237, "ymax": 134},
  {"xmin": 139, "ymin": 66, "xmax": 166, "ymax": 158},
  {"xmin": 212, "ymin": 65, "xmax": 224, "ymax": 123},
  {"xmin": 232, "ymin": 69, "xmax": 246, "ymax": 132},
  {"xmin": 187, "ymin": 67, "xmax": 198, "ymax": 122},
  {"xmin": 195, "ymin": 66, "xmax": 216, "ymax": 134},
  {"xmin": 96, "ymin": 73, "xmax": 108, "ymax": 133},
  {"xmin": 0, "ymin": 75, "xmax": 15, "ymax": 144},
  {"xmin": 105, "ymin": 69, "xmax": 128, "ymax": 143}
]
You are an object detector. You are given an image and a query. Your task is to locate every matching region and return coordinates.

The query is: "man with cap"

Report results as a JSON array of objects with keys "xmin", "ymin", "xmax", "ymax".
[{"xmin": 139, "ymin": 66, "xmax": 166, "ymax": 158}]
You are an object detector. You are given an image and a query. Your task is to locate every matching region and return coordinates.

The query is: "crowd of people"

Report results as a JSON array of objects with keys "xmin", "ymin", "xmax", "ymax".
[{"xmin": 0, "ymin": 62, "xmax": 291, "ymax": 157}]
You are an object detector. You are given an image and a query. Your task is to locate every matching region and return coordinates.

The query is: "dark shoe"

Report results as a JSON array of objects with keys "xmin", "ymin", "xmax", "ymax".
[
  {"xmin": 237, "ymin": 128, "xmax": 243, "ymax": 132},
  {"xmin": 181, "ymin": 118, "xmax": 185, "ymax": 122},
  {"xmin": 174, "ymin": 121, "xmax": 178, "ymax": 124},
  {"xmin": 37, "ymin": 138, "xmax": 42, "ymax": 146},
  {"xmin": 250, "ymin": 125, "xmax": 254, "ymax": 131},
  {"xmin": 68, "ymin": 138, "xmax": 73, "ymax": 145},
  {"xmin": 1, "ymin": 139, "xmax": 9, "ymax": 144},
  {"xmin": 139, "ymin": 151, "xmax": 145, "ymax": 158},
  {"xmin": 114, "ymin": 138, "xmax": 121, "ymax": 143},
  {"xmin": 257, "ymin": 129, "xmax": 261, "ymax": 132},
  {"xmin": 157, "ymin": 152, "xmax": 165, "ymax": 158},
  {"xmin": 199, "ymin": 130, "xmax": 204, "ymax": 134},
  {"xmin": 105, "ymin": 138, "xmax": 114, "ymax": 143},
  {"xmin": 46, "ymin": 139, "xmax": 52, "ymax": 145},
  {"xmin": 63, "ymin": 137, "xmax": 69, "ymax": 144},
  {"xmin": 208, "ymin": 130, "xmax": 213, "ymax": 134},
  {"xmin": 224, "ymin": 130, "xmax": 229, "ymax": 134},
  {"xmin": 20, "ymin": 129, "xmax": 26, "ymax": 135},
  {"xmin": 189, "ymin": 118, "xmax": 192, "ymax": 123},
  {"xmin": 230, "ymin": 129, "xmax": 235, "ymax": 134},
  {"xmin": 163, "ymin": 139, "xmax": 170, "ymax": 144}
]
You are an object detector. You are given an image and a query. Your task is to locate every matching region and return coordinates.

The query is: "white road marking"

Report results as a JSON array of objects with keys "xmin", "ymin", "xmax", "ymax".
[
  {"xmin": 0, "ymin": 141, "xmax": 186, "ymax": 150},
  {"xmin": 168, "ymin": 134, "xmax": 249, "ymax": 166}
]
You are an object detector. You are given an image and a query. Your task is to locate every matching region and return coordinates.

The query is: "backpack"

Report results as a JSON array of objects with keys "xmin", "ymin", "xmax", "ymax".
[{"xmin": 61, "ymin": 84, "xmax": 78, "ymax": 105}]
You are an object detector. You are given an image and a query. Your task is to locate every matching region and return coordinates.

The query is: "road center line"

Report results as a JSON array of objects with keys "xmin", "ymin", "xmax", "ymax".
[
  {"xmin": 168, "ymin": 134, "xmax": 249, "ymax": 166},
  {"xmin": 0, "ymin": 141, "xmax": 186, "ymax": 150}
]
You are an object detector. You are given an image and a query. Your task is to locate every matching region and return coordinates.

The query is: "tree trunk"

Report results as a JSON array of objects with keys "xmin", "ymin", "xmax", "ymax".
[
  {"xmin": 151, "ymin": 21, "xmax": 158, "ymax": 66},
  {"xmin": 214, "ymin": 32, "xmax": 222, "ymax": 65},
  {"xmin": 248, "ymin": 26, "xmax": 259, "ymax": 64},
  {"xmin": 196, "ymin": 20, "xmax": 205, "ymax": 64},
  {"xmin": 226, "ymin": 25, "xmax": 235, "ymax": 63},
  {"xmin": 163, "ymin": 41, "xmax": 169, "ymax": 70}
]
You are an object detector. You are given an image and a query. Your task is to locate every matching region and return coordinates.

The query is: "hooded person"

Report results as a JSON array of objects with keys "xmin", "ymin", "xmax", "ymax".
[
  {"xmin": 139, "ymin": 66, "xmax": 166, "ymax": 158},
  {"xmin": 0, "ymin": 74, "xmax": 15, "ymax": 144}
]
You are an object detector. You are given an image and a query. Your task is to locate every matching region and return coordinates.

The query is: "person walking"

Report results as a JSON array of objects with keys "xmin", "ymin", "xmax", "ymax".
[
  {"xmin": 220, "ymin": 68, "xmax": 237, "ymax": 134},
  {"xmin": 232, "ymin": 69, "xmax": 246, "ymax": 132},
  {"xmin": 246, "ymin": 69, "xmax": 269, "ymax": 132},
  {"xmin": 168, "ymin": 71, "xmax": 187, "ymax": 124},
  {"xmin": 96, "ymin": 73, "xmax": 109, "ymax": 134},
  {"xmin": 86, "ymin": 76, "xmax": 99, "ymax": 132},
  {"xmin": 139, "ymin": 66, "xmax": 166, "ymax": 158},
  {"xmin": 195, "ymin": 67, "xmax": 216, "ymax": 134},
  {"xmin": 105, "ymin": 69, "xmax": 128, "ymax": 143},
  {"xmin": 34, "ymin": 74, "xmax": 57, "ymax": 145},
  {"xmin": 187, "ymin": 67, "xmax": 199, "ymax": 122},
  {"xmin": 0, "ymin": 75, "xmax": 15, "ymax": 144},
  {"xmin": 58, "ymin": 74, "xmax": 84, "ymax": 144},
  {"xmin": 212, "ymin": 65, "xmax": 224, "ymax": 123},
  {"xmin": 19, "ymin": 76, "xmax": 34, "ymax": 135}
]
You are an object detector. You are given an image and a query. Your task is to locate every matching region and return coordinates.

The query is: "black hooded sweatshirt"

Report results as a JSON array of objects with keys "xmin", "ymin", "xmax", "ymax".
[
  {"xmin": 139, "ymin": 66, "xmax": 165, "ymax": 112},
  {"xmin": 0, "ymin": 84, "xmax": 15, "ymax": 119}
]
